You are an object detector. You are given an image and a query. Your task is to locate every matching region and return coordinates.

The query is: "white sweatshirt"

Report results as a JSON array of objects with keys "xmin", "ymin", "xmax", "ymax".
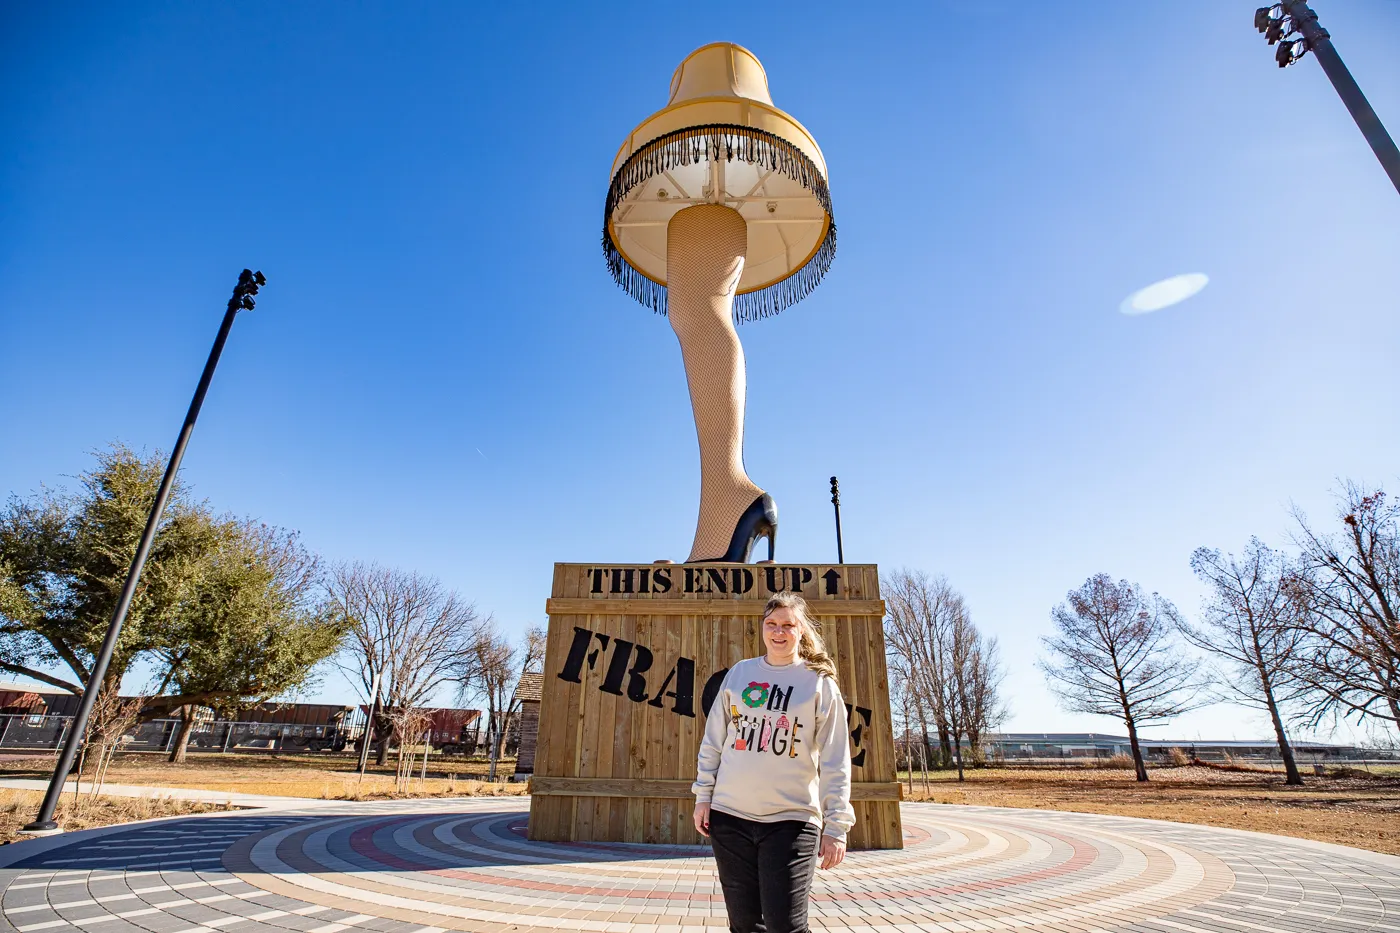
[{"xmin": 692, "ymin": 656, "xmax": 856, "ymax": 841}]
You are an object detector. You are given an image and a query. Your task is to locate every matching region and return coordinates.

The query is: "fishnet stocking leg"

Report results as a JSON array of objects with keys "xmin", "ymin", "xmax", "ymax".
[{"xmin": 667, "ymin": 205, "xmax": 765, "ymax": 562}]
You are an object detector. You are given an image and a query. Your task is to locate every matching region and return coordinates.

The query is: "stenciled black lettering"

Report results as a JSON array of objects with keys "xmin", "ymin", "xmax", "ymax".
[
  {"xmin": 557, "ymin": 626, "xmax": 595, "ymax": 683},
  {"xmin": 599, "ymin": 638, "xmax": 635, "ymax": 695},
  {"xmin": 705, "ymin": 568, "xmax": 729, "ymax": 594},
  {"xmin": 700, "ymin": 667, "xmax": 730, "ymax": 717},
  {"xmin": 589, "ymin": 569, "xmax": 606, "ymax": 594},
  {"xmin": 764, "ymin": 566, "xmax": 785, "ymax": 593},
  {"xmin": 845, "ymin": 703, "xmax": 872, "ymax": 767},
  {"xmin": 646, "ymin": 657, "xmax": 696, "ymax": 717},
  {"xmin": 730, "ymin": 568, "xmax": 754, "ymax": 594},
  {"xmin": 652, "ymin": 567, "xmax": 673, "ymax": 593},
  {"xmin": 609, "ymin": 569, "xmax": 635, "ymax": 594},
  {"xmin": 587, "ymin": 631, "xmax": 610, "ymax": 670},
  {"xmin": 638, "ymin": 569, "xmax": 650, "ymax": 593},
  {"xmin": 624, "ymin": 643, "xmax": 653, "ymax": 702},
  {"xmin": 684, "ymin": 567, "xmax": 703, "ymax": 593}
]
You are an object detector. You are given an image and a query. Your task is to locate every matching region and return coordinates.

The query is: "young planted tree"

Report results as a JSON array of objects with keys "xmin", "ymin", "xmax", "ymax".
[
  {"xmin": 1184, "ymin": 540, "xmax": 1308, "ymax": 784},
  {"xmin": 1039, "ymin": 574, "xmax": 1202, "ymax": 782},
  {"xmin": 1290, "ymin": 484, "xmax": 1400, "ymax": 733},
  {"xmin": 327, "ymin": 562, "xmax": 478, "ymax": 770}
]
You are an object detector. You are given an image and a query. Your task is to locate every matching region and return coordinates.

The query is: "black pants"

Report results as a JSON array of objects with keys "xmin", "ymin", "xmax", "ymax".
[{"xmin": 708, "ymin": 808, "xmax": 820, "ymax": 933}]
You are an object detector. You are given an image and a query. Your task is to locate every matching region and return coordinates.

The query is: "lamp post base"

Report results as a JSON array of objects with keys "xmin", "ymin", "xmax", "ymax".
[{"xmin": 20, "ymin": 820, "xmax": 62, "ymax": 836}]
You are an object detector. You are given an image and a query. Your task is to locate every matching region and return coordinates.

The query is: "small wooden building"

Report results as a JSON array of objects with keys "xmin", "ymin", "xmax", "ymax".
[{"xmin": 513, "ymin": 672, "xmax": 543, "ymax": 779}]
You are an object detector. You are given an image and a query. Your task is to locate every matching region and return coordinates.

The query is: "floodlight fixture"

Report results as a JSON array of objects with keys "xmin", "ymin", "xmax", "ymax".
[{"xmin": 1251, "ymin": 1, "xmax": 1400, "ymax": 195}]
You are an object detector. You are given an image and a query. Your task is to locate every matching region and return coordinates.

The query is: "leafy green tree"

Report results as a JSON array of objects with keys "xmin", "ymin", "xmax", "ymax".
[
  {"xmin": 0, "ymin": 446, "xmax": 341, "ymax": 761},
  {"xmin": 151, "ymin": 522, "xmax": 344, "ymax": 760},
  {"xmin": 0, "ymin": 444, "xmax": 223, "ymax": 696}
]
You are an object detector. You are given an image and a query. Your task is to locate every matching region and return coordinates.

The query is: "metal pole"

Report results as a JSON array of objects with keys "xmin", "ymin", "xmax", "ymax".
[
  {"xmin": 23, "ymin": 270, "xmax": 265, "ymax": 835},
  {"xmin": 829, "ymin": 476, "xmax": 845, "ymax": 564},
  {"xmin": 357, "ymin": 670, "xmax": 382, "ymax": 783},
  {"xmin": 1277, "ymin": 1, "xmax": 1400, "ymax": 195}
]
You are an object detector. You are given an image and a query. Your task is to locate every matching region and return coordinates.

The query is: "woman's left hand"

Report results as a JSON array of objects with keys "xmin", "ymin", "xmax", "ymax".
[{"xmin": 818, "ymin": 834, "xmax": 846, "ymax": 870}]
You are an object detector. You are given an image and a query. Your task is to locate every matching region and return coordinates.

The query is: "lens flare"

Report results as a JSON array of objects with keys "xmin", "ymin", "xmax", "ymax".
[{"xmin": 1120, "ymin": 273, "xmax": 1209, "ymax": 316}]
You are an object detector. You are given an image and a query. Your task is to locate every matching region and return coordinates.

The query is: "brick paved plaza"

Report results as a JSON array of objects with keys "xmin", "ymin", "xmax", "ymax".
[{"xmin": 1, "ymin": 798, "xmax": 1397, "ymax": 932}]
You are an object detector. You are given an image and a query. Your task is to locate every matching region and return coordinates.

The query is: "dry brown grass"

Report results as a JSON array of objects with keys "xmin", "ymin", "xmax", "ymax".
[
  {"xmin": 9, "ymin": 756, "xmax": 1396, "ymax": 857},
  {"xmin": 901, "ymin": 765, "xmax": 1400, "ymax": 855},
  {"xmin": 0, "ymin": 789, "xmax": 224, "ymax": 845},
  {"xmin": 0, "ymin": 753, "xmax": 529, "ymax": 801}
]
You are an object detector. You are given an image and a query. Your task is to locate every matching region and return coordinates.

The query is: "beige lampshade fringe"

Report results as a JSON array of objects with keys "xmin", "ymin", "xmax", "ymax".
[{"xmin": 603, "ymin": 124, "xmax": 837, "ymax": 324}]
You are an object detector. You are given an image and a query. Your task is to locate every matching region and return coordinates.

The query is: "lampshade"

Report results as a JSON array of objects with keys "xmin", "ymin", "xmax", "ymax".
[{"xmin": 603, "ymin": 42, "xmax": 835, "ymax": 323}]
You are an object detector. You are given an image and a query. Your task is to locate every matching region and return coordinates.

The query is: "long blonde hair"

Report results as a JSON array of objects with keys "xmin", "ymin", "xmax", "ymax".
[{"xmin": 762, "ymin": 592, "xmax": 838, "ymax": 683}]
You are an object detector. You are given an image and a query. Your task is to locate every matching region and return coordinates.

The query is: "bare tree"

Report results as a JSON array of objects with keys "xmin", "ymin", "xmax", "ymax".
[
  {"xmin": 325, "ymin": 562, "xmax": 480, "ymax": 768},
  {"xmin": 1290, "ymin": 483, "xmax": 1400, "ymax": 733},
  {"xmin": 884, "ymin": 570, "xmax": 954, "ymax": 766},
  {"xmin": 454, "ymin": 622, "xmax": 544, "ymax": 780},
  {"xmin": 953, "ymin": 613, "xmax": 1006, "ymax": 763},
  {"xmin": 884, "ymin": 569, "xmax": 1004, "ymax": 781},
  {"xmin": 886, "ymin": 655, "xmax": 929, "ymax": 794},
  {"xmin": 1039, "ymin": 574, "xmax": 1202, "ymax": 782},
  {"xmin": 1184, "ymin": 540, "xmax": 1308, "ymax": 784}
]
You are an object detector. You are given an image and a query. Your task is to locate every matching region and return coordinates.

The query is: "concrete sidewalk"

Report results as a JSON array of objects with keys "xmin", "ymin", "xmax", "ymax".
[
  {"xmin": 2, "ymin": 798, "xmax": 1398, "ymax": 932},
  {"xmin": 0, "ymin": 777, "xmax": 340, "ymax": 809}
]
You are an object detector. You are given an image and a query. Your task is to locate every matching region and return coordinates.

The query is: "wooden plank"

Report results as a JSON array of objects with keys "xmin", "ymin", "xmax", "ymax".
[
  {"xmin": 608, "ymin": 607, "xmax": 633, "ymax": 842},
  {"xmin": 555, "ymin": 564, "xmax": 878, "ymax": 600},
  {"xmin": 529, "ymin": 565, "xmax": 575, "ymax": 840},
  {"xmin": 561, "ymin": 566, "xmax": 587, "ymax": 839},
  {"xmin": 546, "ymin": 598, "xmax": 885, "ymax": 617},
  {"xmin": 531, "ymin": 777, "xmax": 903, "ymax": 800},
  {"xmin": 627, "ymin": 615, "xmax": 648, "ymax": 843}
]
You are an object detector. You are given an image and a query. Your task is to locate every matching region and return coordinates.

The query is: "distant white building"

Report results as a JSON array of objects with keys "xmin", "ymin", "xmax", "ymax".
[{"xmin": 982, "ymin": 733, "xmax": 1388, "ymax": 762}]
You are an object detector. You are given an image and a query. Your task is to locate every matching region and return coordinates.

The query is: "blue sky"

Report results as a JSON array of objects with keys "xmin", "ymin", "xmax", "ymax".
[{"xmin": 3, "ymin": 2, "xmax": 1398, "ymax": 743}]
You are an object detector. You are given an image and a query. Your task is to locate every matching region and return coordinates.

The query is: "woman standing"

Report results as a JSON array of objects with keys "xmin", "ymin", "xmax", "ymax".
[{"xmin": 692, "ymin": 592, "xmax": 855, "ymax": 933}]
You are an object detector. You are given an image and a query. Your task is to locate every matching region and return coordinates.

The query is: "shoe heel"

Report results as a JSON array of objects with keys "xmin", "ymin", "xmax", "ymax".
[{"xmin": 699, "ymin": 493, "xmax": 779, "ymax": 563}]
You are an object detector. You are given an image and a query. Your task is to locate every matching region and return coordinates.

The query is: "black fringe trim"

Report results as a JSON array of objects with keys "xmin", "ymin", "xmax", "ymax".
[{"xmin": 602, "ymin": 123, "xmax": 837, "ymax": 324}]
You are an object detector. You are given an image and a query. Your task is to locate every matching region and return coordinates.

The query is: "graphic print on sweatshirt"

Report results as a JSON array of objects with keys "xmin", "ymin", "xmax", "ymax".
[{"xmin": 728, "ymin": 679, "xmax": 805, "ymax": 757}]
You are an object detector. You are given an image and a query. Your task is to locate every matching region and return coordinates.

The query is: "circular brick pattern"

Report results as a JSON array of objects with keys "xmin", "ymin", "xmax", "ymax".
[{"xmin": 3, "ymin": 798, "xmax": 1398, "ymax": 932}]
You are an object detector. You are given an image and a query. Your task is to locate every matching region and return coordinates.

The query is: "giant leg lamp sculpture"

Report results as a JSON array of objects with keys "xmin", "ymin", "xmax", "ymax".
[{"xmin": 603, "ymin": 43, "xmax": 836, "ymax": 562}]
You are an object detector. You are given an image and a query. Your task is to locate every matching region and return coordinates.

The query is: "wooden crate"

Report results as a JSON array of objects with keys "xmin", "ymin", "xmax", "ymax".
[{"xmin": 529, "ymin": 563, "xmax": 902, "ymax": 849}]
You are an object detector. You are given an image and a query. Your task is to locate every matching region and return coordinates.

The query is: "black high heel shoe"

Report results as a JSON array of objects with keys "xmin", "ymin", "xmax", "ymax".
[{"xmin": 699, "ymin": 493, "xmax": 777, "ymax": 563}]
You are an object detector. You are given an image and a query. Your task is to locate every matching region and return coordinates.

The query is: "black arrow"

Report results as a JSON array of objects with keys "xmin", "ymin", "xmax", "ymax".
[{"xmin": 822, "ymin": 569, "xmax": 841, "ymax": 596}]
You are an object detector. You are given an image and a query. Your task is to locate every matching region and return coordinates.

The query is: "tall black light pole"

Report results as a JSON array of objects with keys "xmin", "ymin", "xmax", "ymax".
[
  {"xmin": 1255, "ymin": 2, "xmax": 1400, "ymax": 196},
  {"xmin": 23, "ymin": 269, "xmax": 266, "ymax": 834},
  {"xmin": 829, "ymin": 476, "xmax": 845, "ymax": 564}
]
